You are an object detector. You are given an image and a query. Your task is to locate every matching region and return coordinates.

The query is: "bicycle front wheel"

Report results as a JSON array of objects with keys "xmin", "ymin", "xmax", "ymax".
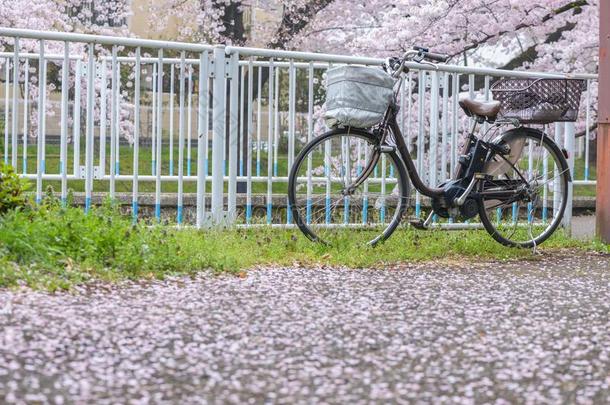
[{"xmin": 288, "ymin": 129, "xmax": 410, "ymax": 246}]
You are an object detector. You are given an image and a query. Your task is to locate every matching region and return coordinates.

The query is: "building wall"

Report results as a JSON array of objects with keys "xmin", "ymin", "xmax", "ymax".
[{"xmin": 128, "ymin": 0, "xmax": 184, "ymax": 40}]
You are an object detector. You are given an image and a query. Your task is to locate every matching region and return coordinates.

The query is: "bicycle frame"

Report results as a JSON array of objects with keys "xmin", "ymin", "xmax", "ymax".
[
  {"xmin": 386, "ymin": 109, "xmax": 446, "ymax": 198},
  {"xmin": 348, "ymin": 105, "xmax": 555, "ymax": 205},
  {"xmin": 348, "ymin": 50, "xmax": 526, "ymax": 203},
  {"xmin": 347, "ymin": 105, "xmax": 446, "ymax": 199}
]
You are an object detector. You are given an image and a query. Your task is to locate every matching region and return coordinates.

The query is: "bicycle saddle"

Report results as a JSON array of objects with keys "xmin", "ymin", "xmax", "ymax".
[{"xmin": 459, "ymin": 94, "xmax": 501, "ymax": 121}]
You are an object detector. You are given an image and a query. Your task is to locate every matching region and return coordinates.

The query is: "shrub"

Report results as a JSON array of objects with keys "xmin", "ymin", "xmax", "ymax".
[
  {"xmin": 0, "ymin": 201, "xmax": 225, "ymax": 290},
  {"xmin": 0, "ymin": 163, "xmax": 30, "ymax": 214}
]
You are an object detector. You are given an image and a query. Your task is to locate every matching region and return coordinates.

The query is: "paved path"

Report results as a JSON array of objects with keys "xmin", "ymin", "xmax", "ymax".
[{"xmin": 1, "ymin": 252, "xmax": 609, "ymax": 404}]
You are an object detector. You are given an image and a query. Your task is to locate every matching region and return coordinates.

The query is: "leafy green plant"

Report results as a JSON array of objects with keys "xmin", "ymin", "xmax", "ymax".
[
  {"xmin": 0, "ymin": 199, "xmax": 601, "ymax": 291},
  {"xmin": 0, "ymin": 163, "xmax": 30, "ymax": 214}
]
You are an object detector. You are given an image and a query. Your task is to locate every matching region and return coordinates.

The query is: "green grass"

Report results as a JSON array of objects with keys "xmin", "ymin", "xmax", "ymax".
[
  {"xmin": 0, "ymin": 199, "xmax": 606, "ymax": 291},
  {"xmin": 572, "ymin": 156, "xmax": 597, "ymax": 197}
]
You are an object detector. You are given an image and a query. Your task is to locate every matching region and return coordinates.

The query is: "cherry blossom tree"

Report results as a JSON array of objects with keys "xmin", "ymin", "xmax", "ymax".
[
  {"xmin": 148, "ymin": 0, "xmax": 597, "ymax": 75},
  {"xmin": 151, "ymin": 0, "xmax": 336, "ymax": 48},
  {"xmin": 0, "ymin": 0, "xmax": 132, "ymax": 138},
  {"xmin": 301, "ymin": 1, "xmax": 598, "ymax": 123},
  {"xmin": 0, "ymin": 0, "xmax": 131, "ymax": 53},
  {"xmin": 154, "ymin": 0, "xmax": 598, "ymax": 125},
  {"xmin": 296, "ymin": 1, "xmax": 597, "ymax": 71},
  {"xmin": 0, "ymin": 0, "xmax": 599, "ymax": 145}
]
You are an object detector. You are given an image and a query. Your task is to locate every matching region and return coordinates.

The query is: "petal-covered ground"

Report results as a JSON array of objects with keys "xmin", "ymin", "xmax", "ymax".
[{"xmin": 1, "ymin": 252, "xmax": 609, "ymax": 404}]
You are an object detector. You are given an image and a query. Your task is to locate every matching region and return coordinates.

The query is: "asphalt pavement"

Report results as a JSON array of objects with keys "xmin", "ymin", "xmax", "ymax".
[{"xmin": 1, "ymin": 252, "xmax": 609, "ymax": 404}]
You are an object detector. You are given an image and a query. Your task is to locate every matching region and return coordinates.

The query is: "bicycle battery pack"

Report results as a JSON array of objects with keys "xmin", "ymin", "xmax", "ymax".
[{"xmin": 460, "ymin": 139, "xmax": 488, "ymax": 181}]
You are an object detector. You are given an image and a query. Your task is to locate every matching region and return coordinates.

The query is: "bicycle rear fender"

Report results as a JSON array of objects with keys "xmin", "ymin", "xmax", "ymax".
[{"xmin": 488, "ymin": 126, "xmax": 572, "ymax": 182}]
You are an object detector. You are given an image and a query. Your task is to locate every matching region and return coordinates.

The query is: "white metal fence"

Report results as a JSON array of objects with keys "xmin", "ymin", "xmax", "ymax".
[{"xmin": 0, "ymin": 28, "xmax": 599, "ymax": 230}]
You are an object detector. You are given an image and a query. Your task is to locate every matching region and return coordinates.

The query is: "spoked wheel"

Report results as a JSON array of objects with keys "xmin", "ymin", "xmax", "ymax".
[
  {"xmin": 478, "ymin": 129, "xmax": 570, "ymax": 248},
  {"xmin": 288, "ymin": 128, "xmax": 410, "ymax": 246}
]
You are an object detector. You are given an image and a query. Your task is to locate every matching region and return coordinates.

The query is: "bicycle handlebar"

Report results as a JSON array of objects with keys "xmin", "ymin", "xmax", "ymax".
[
  {"xmin": 422, "ymin": 51, "xmax": 449, "ymax": 63},
  {"xmin": 386, "ymin": 46, "xmax": 450, "ymax": 78},
  {"xmin": 412, "ymin": 46, "xmax": 449, "ymax": 63}
]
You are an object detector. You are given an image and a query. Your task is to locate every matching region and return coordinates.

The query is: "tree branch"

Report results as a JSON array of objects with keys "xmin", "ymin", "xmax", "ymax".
[
  {"xmin": 267, "ymin": 0, "xmax": 335, "ymax": 49},
  {"xmin": 305, "ymin": 25, "xmax": 382, "ymax": 36},
  {"xmin": 576, "ymin": 123, "xmax": 597, "ymax": 138},
  {"xmin": 449, "ymin": 0, "xmax": 588, "ymax": 58}
]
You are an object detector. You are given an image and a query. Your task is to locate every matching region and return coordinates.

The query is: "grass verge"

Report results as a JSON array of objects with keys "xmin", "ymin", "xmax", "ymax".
[{"xmin": 0, "ymin": 201, "xmax": 606, "ymax": 291}]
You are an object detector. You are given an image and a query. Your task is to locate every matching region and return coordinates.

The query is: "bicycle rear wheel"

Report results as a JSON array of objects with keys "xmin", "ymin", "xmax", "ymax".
[
  {"xmin": 478, "ymin": 128, "xmax": 570, "ymax": 247},
  {"xmin": 288, "ymin": 128, "xmax": 410, "ymax": 246}
]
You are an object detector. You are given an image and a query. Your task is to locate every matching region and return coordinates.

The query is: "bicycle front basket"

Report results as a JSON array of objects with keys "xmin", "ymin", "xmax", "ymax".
[
  {"xmin": 491, "ymin": 78, "xmax": 586, "ymax": 124},
  {"xmin": 323, "ymin": 65, "xmax": 395, "ymax": 129}
]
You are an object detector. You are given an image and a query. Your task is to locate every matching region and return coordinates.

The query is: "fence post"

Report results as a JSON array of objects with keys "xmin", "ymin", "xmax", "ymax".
[
  {"xmin": 227, "ymin": 51, "xmax": 239, "ymax": 222},
  {"xmin": 132, "ymin": 47, "xmax": 141, "ymax": 221},
  {"xmin": 11, "ymin": 38, "xmax": 19, "ymax": 167},
  {"xmin": 211, "ymin": 45, "xmax": 226, "ymax": 224},
  {"xmin": 60, "ymin": 42, "xmax": 69, "ymax": 204},
  {"xmin": 562, "ymin": 122, "xmax": 575, "ymax": 233},
  {"xmin": 154, "ymin": 49, "xmax": 164, "ymax": 221},
  {"xmin": 84, "ymin": 43, "xmax": 95, "ymax": 213},
  {"xmin": 35, "ymin": 40, "xmax": 45, "ymax": 204},
  {"xmin": 73, "ymin": 60, "xmax": 82, "ymax": 177},
  {"xmin": 196, "ymin": 51, "xmax": 210, "ymax": 228},
  {"xmin": 109, "ymin": 48, "xmax": 118, "ymax": 197},
  {"xmin": 3, "ymin": 57, "xmax": 8, "ymax": 166},
  {"xmin": 429, "ymin": 70, "xmax": 439, "ymax": 188}
]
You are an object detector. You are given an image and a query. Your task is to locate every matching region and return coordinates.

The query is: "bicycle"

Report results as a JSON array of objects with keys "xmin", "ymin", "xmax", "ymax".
[{"xmin": 288, "ymin": 46, "xmax": 581, "ymax": 248}]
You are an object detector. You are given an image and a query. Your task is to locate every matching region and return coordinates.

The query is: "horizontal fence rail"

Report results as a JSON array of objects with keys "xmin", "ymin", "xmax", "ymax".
[{"xmin": 0, "ymin": 28, "xmax": 599, "ymax": 231}]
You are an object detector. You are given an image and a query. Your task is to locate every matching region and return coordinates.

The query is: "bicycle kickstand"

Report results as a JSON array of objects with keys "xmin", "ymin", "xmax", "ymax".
[{"xmin": 409, "ymin": 211, "xmax": 435, "ymax": 230}]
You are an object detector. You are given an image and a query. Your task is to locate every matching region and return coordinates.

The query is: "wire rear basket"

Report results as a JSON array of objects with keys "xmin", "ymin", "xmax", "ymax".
[{"xmin": 491, "ymin": 78, "xmax": 586, "ymax": 124}]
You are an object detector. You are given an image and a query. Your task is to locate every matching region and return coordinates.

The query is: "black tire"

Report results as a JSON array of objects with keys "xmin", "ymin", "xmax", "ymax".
[
  {"xmin": 478, "ymin": 128, "xmax": 570, "ymax": 248},
  {"xmin": 288, "ymin": 128, "xmax": 410, "ymax": 246}
]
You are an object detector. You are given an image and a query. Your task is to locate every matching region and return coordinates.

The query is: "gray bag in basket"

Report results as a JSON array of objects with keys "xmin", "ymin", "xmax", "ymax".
[{"xmin": 323, "ymin": 65, "xmax": 395, "ymax": 129}]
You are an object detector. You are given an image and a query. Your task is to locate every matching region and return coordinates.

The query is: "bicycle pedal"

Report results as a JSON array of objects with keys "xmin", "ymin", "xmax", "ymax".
[{"xmin": 408, "ymin": 218, "xmax": 428, "ymax": 230}]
